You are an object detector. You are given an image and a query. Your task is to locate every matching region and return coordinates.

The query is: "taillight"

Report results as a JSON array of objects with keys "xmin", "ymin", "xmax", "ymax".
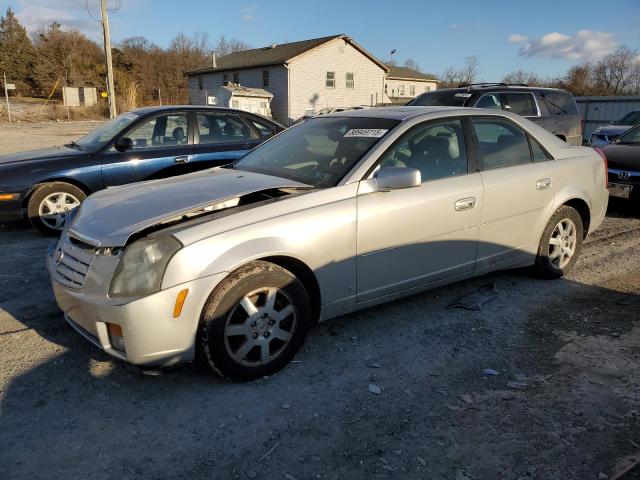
[{"xmin": 593, "ymin": 146, "xmax": 608, "ymax": 189}]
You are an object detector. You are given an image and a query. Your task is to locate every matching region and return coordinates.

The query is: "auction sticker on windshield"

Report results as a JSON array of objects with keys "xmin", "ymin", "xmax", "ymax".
[{"xmin": 344, "ymin": 129, "xmax": 388, "ymax": 138}]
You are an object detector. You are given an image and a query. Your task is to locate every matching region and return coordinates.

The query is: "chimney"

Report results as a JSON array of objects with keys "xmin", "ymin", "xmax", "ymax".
[{"xmin": 211, "ymin": 52, "xmax": 217, "ymax": 68}]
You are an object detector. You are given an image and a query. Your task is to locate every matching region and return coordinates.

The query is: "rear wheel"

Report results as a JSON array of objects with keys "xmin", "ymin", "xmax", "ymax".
[
  {"xmin": 27, "ymin": 182, "xmax": 85, "ymax": 234},
  {"xmin": 196, "ymin": 261, "xmax": 311, "ymax": 381},
  {"xmin": 534, "ymin": 205, "xmax": 583, "ymax": 278}
]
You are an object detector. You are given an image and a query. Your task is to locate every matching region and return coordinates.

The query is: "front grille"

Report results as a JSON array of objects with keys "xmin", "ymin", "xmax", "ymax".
[{"xmin": 54, "ymin": 235, "xmax": 95, "ymax": 289}]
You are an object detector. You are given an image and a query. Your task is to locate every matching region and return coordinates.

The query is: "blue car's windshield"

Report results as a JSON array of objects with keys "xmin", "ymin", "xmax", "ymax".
[
  {"xmin": 233, "ymin": 116, "xmax": 399, "ymax": 188},
  {"xmin": 74, "ymin": 112, "xmax": 141, "ymax": 150}
]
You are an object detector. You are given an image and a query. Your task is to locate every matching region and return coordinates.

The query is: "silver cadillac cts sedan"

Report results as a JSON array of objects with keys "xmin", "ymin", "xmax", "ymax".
[{"xmin": 48, "ymin": 107, "xmax": 609, "ymax": 380}]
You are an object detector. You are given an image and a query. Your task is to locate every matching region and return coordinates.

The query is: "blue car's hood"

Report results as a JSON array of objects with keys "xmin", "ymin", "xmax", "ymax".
[
  {"xmin": 68, "ymin": 167, "xmax": 310, "ymax": 247},
  {"xmin": 593, "ymin": 125, "xmax": 631, "ymax": 136},
  {"xmin": 0, "ymin": 145, "xmax": 86, "ymax": 166}
]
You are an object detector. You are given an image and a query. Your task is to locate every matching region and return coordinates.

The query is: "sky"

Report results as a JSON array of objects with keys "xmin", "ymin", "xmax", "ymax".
[{"xmin": 2, "ymin": 0, "xmax": 639, "ymax": 80}]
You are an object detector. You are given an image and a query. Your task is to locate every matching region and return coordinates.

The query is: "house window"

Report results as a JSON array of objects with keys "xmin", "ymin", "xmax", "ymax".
[
  {"xmin": 425, "ymin": 85, "xmax": 431, "ymax": 91},
  {"xmin": 233, "ymin": 73, "xmax": 239, "ymax": 84},
  {"xmin": 223, "ymin": 73, "xmax": 228, "ymax": 83},
  {"xmin": 384, "ymin": 84, "xmax": 388, "ymax": 94},
  {"xmin": 198, "ymin": 76, "xmax": 203, "ymax": 90},
  {"xmin": 346, "ymin": 72, "xmax": 354, "ymax": 89},
  {"xmin": 399, "ymin": 85, "xmax": 405, "ymax": 96},
  {"xmin": 326, "ymin": 72, "xmax": 335, "ymax": 88},
  {"xmin": 262, "ymin": 70, "xmax": 269, "ymax": 87},
  {"xmin": 410, "ymin": 85, "xmax": 415, "ymax": 96}
]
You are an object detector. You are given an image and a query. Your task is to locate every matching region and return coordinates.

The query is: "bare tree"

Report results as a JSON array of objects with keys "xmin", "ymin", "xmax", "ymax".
[
  {"xmin": 502, "ymin": 70, "xmax": 542, "ymax": 86},
  {"xmin": 592, "ymin": 45, "xmax": 639, "ymax": 95},
  {"xmin": 403, "ymin": 58, "xmax": 421, "ymax": 72},
  {"xmin": 439, "ymin": 56, "xmax": 480, "ymax": 87},
  {"xmin": 213, "ymin": 35, "xmax": 250, "ymax": 56}
]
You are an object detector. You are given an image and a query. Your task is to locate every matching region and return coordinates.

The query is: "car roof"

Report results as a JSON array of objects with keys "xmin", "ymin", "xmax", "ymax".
[
  {"xmin": 325, "ymin": 106, "xmax": 470, "ymax": 121},
  {"xmin": 428, "ymin": 85, "xmax": 569, "ymax": 94},
  {"xmin": 129, "ymin": 105, "xmax": 255, "ymax": 115}
]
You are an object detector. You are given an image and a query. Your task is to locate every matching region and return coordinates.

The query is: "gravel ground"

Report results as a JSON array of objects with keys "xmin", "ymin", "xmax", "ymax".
[
  {"xmin": 0, "ymin": 120, "xmax": 102, "ymax": 155},
  {"xmin": 0, "ymin": 124, "xmax": 639, "ymax": 479}
]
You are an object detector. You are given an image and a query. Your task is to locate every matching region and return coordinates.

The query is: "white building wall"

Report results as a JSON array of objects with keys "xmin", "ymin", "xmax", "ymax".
[
  {"xmin": 188, "ymin": 65, "xmax": 288, "ymax": 124},
  {"xmin": 383, "ymin": 78, "xmax": 438, "ymax": 102},
  {"xmin": 287, "ymin": 38, "xmax": 386, "ymax": 123}
]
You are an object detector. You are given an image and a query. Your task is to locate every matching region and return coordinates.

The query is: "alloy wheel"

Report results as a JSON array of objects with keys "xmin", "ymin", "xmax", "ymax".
[
  {"xmin": 224, "ymin": 287, "xmax": 297, "ymax": 367},
  {"xmin": 548, "ymin": 218, "xmax": 577, "ymax": 269}
]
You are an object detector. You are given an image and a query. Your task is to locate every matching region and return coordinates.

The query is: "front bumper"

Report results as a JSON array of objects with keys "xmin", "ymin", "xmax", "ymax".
[
  {"xmin": 49, "ymin": 252, "xmax": 227, "ymax": 366},
  {"xmin": 0, "ymin": 188, "xmax": 27, "ymax": 222}
]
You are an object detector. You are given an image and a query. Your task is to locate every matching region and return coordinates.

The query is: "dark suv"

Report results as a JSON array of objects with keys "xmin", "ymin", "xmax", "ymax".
[{"xmin": 408, "ymin": 84, "xmax": 582, "ymax": 146}]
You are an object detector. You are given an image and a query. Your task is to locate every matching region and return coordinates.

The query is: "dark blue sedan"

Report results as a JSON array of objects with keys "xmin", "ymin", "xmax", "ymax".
[{"xmin": 0, "ymin": 106, "xmax": 283, "ymax": 233}]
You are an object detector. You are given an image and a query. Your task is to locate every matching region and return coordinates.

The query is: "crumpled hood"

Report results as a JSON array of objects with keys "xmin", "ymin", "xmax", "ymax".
[
  {"xmin": 0, "ymin": 145, "xmax": 84, "ymax": 166},
  {"xmin": 593, "ymin": 125, "xmax": 630, "ymax": 137},
  {"xmin": 69, "ymin": 168, "xmax": 310, "ymax": 247}
]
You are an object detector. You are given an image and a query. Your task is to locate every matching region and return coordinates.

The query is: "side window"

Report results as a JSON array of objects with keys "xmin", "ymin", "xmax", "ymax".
[
  {"xmin": 326, "ymin": 72, "xmax": 335, "ymax": 88},
  {"xmin": 126, "ymin": 114, "xmax": 188, "ymax": 150},
  {"xmin": 250, "ymin": 118, "xmax": 276, "ymax": 139},
  {"xmin": 378, "ymin": 119, "xmax": 468, "ymax": 182},
  {"xmin": 197, "ymin": 113, "xmax": 258, "ymax": 145},
  {"xmin": 502, "ymin": 93, "xmax": 537, "ymax": 116},
  {"xmin": 530, "ymin": 136, "xmax": 552, "ymax": 162},
  {"xmin": 475, "ymin": 94, "xmax": 502, "ymax": 110},
  {"xmin": 472, "ymin": 118, "xmax": 531, "ymax": 169}
]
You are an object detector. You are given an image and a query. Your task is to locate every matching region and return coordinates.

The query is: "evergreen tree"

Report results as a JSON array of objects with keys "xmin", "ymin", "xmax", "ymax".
[{"xmin": 0, "ymin": 7, "xmax": 34, "ymax": 94}]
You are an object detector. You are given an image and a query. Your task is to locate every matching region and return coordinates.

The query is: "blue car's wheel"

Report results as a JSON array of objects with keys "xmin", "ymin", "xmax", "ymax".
[{"xmin": 27, "ymin": 182, "xmax": 86, "ymax": 235}]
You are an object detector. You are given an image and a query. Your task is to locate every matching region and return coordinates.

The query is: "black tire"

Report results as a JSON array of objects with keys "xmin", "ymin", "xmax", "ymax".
[
  {"xmin": 196, "ymin": 261, "xmax": 311, "ymax": 381},
  {"xmin": 27, "ymin": 182, "xmax": 86, "ymax": 235},
  {"xmin": 534, "ymin": 205, "xmax": 584, "ymax": 279}
]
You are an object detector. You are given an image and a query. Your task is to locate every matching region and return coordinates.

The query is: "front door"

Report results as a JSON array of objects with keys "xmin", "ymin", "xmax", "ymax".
[
  {"xmin": 101, "ymin": 112, "xmax": 193, "ymax": 186},
  {"xmin": 356, "ymin": 118, "xmax": 483, "ymax": 302}
]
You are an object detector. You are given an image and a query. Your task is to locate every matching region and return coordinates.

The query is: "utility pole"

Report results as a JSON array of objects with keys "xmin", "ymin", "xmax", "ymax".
[
  {"xmin": 100, "ymin": 0, "xmax": 117, "ymax": 118},
  {"xmin": 3, "ymin": 73, "xmax": 11, "ymax": 123}
]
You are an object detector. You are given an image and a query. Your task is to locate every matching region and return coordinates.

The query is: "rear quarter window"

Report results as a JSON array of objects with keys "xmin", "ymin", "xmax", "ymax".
[{"xmin": 538, "ymin": 91, "xmax": 578, "ymax": 116}]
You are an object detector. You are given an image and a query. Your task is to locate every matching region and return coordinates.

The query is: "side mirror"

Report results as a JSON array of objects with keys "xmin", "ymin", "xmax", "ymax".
[
  {"xmin": 114, "ymin": 137, "xmax": 134, "ymax": 152},
  {"xmin": 375, "ymin": 167, "xmax": 421, "ymax": 190}
]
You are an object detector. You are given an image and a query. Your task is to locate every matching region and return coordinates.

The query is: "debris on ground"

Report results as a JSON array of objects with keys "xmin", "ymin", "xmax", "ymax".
[
  {"xmin": 368, "ymin": 383, "xmax": 382, "ymax": 395},
  {"xmin": 448, "ymin": 283, "xmax": 498, "ymax": 311}
]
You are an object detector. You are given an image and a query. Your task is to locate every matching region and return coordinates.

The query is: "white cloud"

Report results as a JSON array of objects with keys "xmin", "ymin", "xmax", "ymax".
[
  {"xmin": 518, "ymin": 30, "xmax": 618, "ymax": 61},
  {"xmin": 508, "ymin": 34, "xmax": 528, "ymax": 43},
  {"xmin": 241, "ymin": 5, "xmax": 257, "ymax": 23},
  {"xmin": 448, "ymin": 24, "xmax": 464, "ymax": 31}
]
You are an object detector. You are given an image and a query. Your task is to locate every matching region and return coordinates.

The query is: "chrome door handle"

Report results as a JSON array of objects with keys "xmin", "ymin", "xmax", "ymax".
[
  {"xmin": 174, "ymin": 156, "xmax": 189, "ymax": 164},
  {"xmin": 455, "ymin": 197, "xmax": 476, "ymax": 211},
  {"xmin": 536, "ymin": 178, "xmax": 552, "ymax": 190}
]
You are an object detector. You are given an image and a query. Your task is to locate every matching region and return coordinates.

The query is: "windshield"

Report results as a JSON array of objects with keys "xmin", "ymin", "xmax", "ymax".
[
  {"xmin": 75, "ymin": 112, "xmax": 141, "ymax": 150},
  {"xmin": 233, "ymin": 117, "xmax": 400, "ymax": 188},
  {"xmin": 408, "ymin": 91, "xmax": 470, "ymax": 107},
  {"xmin": 618, "ymin": 111, "xmax": 640, "ymax": 125},
  {"xmin": 618, "ymin": 125, "xmax": 640, "ymax": 144}
]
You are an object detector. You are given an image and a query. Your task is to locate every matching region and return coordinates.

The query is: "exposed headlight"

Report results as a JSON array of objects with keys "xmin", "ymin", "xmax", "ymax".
[{"xmin": 109, "ymin": 236, "xmax": 182, "ymax": 297}]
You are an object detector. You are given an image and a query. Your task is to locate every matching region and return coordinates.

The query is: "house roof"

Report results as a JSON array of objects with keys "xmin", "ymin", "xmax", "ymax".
[
  {"xmin": 186, "ymin": 34, "xmax": 388, "ymax": 75},
  {"xmin": 386, "ymin": 66, "xmax": 440, "ymax": 82},
  {"xmin": 221, "ymin": 83, "xmax": 273, "ymax": 98}
]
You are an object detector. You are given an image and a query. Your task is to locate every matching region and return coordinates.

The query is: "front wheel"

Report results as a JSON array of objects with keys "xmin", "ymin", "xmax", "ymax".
[
  {"xmin": 534, "ymin": 205, "xmax": 583, "ymax": 279},
  {"xmin": 196, "ymin": 261, "xmax": 311, "ymax": 381},
  {"xmin": 27, "ymin": 182, "xmax": 86, "ymax": 235}
]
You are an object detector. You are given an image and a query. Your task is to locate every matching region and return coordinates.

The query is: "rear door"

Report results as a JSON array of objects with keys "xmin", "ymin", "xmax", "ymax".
[
  {"xmin": 101, "ymin": 111, "xmax": 193, "ymax": 186},
  {"xmin": 471, "ymin": 116, "xmax": 559, "ymax": 269},
  {"xmin": 190, "ymin": 112, "xmax": 262, "ymax": 170}
]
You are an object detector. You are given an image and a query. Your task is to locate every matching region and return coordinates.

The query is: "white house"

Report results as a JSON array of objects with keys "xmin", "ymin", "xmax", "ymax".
[
  {"xmin": 383, "ymin": 66, "xmax": 439, "ymax": 104},
  {"xmin": 186, "ymin": 34, "xmax": 439, "ymax": 125},
  {"xmin": 205, "ymin": 83, "xmax": 273, "ymax": 117}
]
